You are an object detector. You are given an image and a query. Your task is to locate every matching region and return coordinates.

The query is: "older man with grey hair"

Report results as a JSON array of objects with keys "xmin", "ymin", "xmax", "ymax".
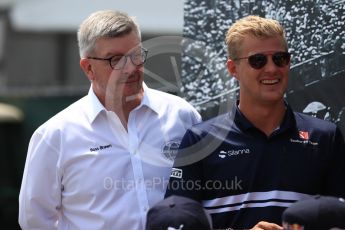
[{"xmin": 19, "ymin": 10, "xmax": 201, "ymax": 230}]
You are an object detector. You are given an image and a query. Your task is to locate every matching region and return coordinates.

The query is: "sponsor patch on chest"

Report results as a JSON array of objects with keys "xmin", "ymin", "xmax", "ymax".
[
  {"xmin": 218, "ymin": 148, "xmax": 251, "ymax": 158},
  {"xmin": 170, "ymin": 168, "xmax": 183, "ymax": 179},
  {"xmin": 162, "ymin": 140, "xmax": 181, "ymax": 161}
]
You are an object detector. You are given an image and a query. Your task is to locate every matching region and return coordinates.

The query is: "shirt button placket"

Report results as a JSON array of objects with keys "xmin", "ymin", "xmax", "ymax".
[{"xmin": 128, "ymin": 111, "xmax": 149, "ymax": 227}]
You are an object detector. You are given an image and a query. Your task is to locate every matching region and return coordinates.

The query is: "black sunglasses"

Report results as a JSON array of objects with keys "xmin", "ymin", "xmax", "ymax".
[{"xmin": 234, "ymin": 51, "xmax": 291, "ymax": 69}]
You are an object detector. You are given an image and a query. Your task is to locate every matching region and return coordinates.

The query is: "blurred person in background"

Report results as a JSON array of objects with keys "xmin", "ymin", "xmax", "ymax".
[
  {"xmin": 19, "ymin": 10, "xmax": 201, "ymax": 230},
  {"xmin": 282, "ymin": 195, "xmax": 345, "ymax": 230},
  {"xmin": 145, "ymin": 195, "xmax": 212, "ymax": 230},
  {"xmin": 165, "ymin": 15, "xmax": 345, "ymax": 230}
]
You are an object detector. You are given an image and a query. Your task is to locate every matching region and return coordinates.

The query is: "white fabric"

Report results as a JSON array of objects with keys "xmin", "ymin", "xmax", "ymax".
[
  {"xmin": 203, "ymin": 190, "xmax": 312, "ymax": 214},
  {"xmin": 19, "ymin": 84, "xmax": 201, "ymax": 230}
]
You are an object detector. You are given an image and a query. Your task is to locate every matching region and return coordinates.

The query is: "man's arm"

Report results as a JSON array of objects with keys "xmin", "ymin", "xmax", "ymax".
[
  {"xmin": 324, "ymin": 127, "xmax": 345, "ymax": 197},
  {"xmin": 19, "ymin": 131, "xmax": 62, "ymax": 229},
  {"xmin": 250, "ymin": 221, "xmax": 283, "ymax": 230},
  {"xmin": 165, "ymin": 128, "xmax": 205, "ymax": 201}
]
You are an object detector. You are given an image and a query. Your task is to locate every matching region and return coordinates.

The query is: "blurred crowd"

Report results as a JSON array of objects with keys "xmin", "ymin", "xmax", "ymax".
[
  {"xmin": 264, "ymin": 0, "xmax": 345, "ymax": 63},
  {"xmin": 182, "ymin": 0, "xmax": 345, "ymax": 111}
]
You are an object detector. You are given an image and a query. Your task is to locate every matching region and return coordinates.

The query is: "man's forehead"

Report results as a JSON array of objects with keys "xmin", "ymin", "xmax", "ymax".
[{"xmin": 94, "ymin": 35, "xmax": 141, "ymax": 56}]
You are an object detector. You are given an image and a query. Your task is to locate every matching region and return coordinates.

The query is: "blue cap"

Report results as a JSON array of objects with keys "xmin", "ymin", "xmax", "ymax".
[
  {"xmin": 145, "ymin": 195, "xmax": 212, "ymax": 230},
  {"xmin": 282, "ymin": 195, "xmax": 345, "ymax": 230}
]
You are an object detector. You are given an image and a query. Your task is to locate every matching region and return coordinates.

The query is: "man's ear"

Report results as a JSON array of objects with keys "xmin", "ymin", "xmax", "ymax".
[
  {"xmin": 226, "ymin": 58, "xmax": 239, "ymax": 80},
  {"xmin": 80, "ymin": 58, "xmax": 95, "ymax": 81}
]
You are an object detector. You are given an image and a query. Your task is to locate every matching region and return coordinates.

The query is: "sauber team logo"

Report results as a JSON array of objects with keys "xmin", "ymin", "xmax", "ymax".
[
  {"xmin": 290, "ymin": 130, "xmax": 318, "ymax": 146},
  {"xmin": 162, "ymin": 140, "xmax": 181, "ymax": 161},
  {"xmin": 299, "ymin": 131, "xmax": 309, "ymax": 140}
]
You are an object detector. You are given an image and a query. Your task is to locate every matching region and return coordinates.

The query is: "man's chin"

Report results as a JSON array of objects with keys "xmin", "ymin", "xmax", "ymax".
[
  {"xmin": 125, "ymin": 93, "xmax": 141, "ymax": 102},
  {"xmin": 123, "ymin": 85, "xmax": 144, "ymax": 102}
]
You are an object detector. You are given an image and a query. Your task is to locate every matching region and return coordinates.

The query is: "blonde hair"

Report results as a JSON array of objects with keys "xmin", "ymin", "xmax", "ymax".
[
  {"xmin": 77, "ymin": 10, "xmax": 141, "ymax": 58},
  {"xmin": 225, "ymin": 15, "xmax": 288, "ymax": 59}
]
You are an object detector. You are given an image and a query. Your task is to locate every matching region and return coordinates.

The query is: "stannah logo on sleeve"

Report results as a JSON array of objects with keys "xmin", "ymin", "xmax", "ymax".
[{"xmin": 90, "ymin": 144, "xmax": 113, "ymax": 152}]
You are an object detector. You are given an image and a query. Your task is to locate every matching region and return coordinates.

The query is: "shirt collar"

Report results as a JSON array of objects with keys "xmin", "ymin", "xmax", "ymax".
[
  {"xmin": 233, "ymin": 100, "xmax": 296, "ymax": 133},
  {"xmin": 86, "ymin": 83, "xmax": 160, "ymax": 124},
  {"xmin": 138, "ymin": 83, "xmax": 161, "ymax": 115},
  {"xmin": 86, "ymin": 86, "xmax": 105, "ymax": 124}
]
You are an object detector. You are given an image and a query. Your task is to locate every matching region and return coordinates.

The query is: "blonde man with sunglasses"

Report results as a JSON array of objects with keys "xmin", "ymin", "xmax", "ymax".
[{"xmin": 165, "ymin": 15, "xmax": 345, "ymax": 230}]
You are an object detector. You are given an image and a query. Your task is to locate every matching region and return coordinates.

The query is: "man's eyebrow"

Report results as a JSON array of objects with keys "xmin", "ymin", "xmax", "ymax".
[
  {"xmin": 102, "ymin": 52, "xmax": 124, "ymax": 57},
  {"xmin": 102, "ymin": 45, "xmax": 142, "ymax": 57}
]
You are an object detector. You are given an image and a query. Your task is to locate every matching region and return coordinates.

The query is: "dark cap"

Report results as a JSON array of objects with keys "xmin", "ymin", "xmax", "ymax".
[
  {"xmin": 145, "ymin": 195, "xmax": 212, "ymax": 230},
  {"xmin": 282, "ymin": 195, "xmax": 345, "ymax": 230}
]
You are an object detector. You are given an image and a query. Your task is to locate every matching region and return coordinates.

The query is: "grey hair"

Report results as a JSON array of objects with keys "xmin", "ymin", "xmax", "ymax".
[{"xmin": 77, "ymin": 10, "xmax": 141, "ymax": 58}]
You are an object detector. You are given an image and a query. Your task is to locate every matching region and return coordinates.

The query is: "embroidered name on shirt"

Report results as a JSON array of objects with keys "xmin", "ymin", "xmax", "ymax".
[
  {"xmin": 290, "ymin": 138, "xmax": 318, "ymax": 146},
  {"xmin": 90, "ymin": 144, "xmax": 112, "ymax": 152}
]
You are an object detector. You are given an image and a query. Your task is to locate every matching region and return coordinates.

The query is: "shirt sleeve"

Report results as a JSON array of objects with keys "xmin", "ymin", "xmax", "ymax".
[
  {"xmin": 191, "ymin": 108, "xmax": 202, "ymax": 125},
  {"xmin": 165, "ymin": 128, "xmax": 205, "ymax": 202},
  {"xmin": 323, "ymin": 127, "xmax": 345, "ymax": 197},
  {"xmin": 19, "ymin": 131, "xmax": 62, "ymax": 230}
]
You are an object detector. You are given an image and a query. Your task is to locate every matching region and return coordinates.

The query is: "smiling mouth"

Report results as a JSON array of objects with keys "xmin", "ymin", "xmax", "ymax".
[{"xmin": 261, "ymin": 79, "xmax": 280, "ymax": 85}]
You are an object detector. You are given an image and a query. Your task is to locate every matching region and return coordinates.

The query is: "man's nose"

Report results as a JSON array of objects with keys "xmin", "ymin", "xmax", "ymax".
[
  {"xmin": 121, "ymin": 56, "xmax": 138, "ymax": 73},
  {"xmin": 264, "ymin": 56, "xmax": 279, "ymax": 71}
]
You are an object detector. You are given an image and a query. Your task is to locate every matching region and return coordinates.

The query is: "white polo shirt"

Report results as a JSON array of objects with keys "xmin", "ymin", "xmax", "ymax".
[{"xmin": 19, "ymin": 84, "xmax": 201, "ymax": 230}]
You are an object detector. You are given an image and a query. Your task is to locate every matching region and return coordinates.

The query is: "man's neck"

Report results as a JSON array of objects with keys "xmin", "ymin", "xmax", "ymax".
[
  {"xmin": 105, "ymin": 92, "xmax": 143, "ymax": 131},
  {"xmin": 238, "ymin": 100, "xmax": 286, "ymax": 136}
]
